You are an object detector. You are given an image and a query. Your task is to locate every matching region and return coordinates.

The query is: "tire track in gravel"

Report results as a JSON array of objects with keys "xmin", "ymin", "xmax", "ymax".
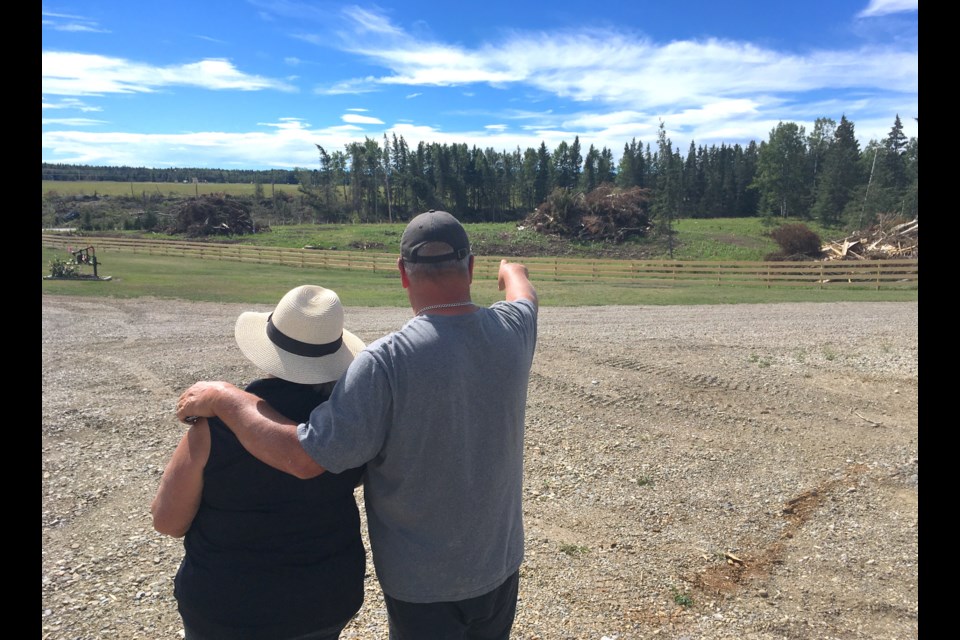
[
  {"xmin": 528, "ymin": 370, "xmax": 655, "ymax": 411},
  {"xmin": 600, "ymin": 355, "xmax": 766, "ymax": 394}
]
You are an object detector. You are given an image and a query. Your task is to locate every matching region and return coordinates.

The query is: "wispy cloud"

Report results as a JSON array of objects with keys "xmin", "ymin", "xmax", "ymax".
[
  {"xmin": 42, "ymin": 9, "xmax": 110, "ymax": 33},
  {"xmin": 42, "ymin": 98, "xmax": 103, "ymax": 112},
  {"xmin": 324, "ymin": 12, "xmax": 917, "ymax": 112},
  {"xmin": 42, "ymin": 117, "xmax": 107, "ymax": 126},
  {"xmin": 313, "ymin": 77, "xmax": 381, "ymax": 95},
  {"xmin": 857, "ymin": 0, "xmax": 919, "ymax": 18},
  {"xmin": 194, "ymin": 34, "xmax": 229, "ymax": 45},
  {"xmin": 41, "ymin": 52, "xmax": 298, "ymax": 97}
]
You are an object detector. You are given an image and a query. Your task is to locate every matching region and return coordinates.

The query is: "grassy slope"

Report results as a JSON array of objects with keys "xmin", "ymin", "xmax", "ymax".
[{"xmin": 112, "ymin": 217, "xmax": 831, "ymax": 262}]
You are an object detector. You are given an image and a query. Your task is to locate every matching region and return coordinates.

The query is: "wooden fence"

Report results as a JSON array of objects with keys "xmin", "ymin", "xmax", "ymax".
[{"xmin": 42, "ymin": 233, "xmax": 918, "ymax": 290}]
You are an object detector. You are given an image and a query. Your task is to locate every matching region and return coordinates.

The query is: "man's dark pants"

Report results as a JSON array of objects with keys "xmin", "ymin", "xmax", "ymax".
[{"xmin": 385, "ymin": 570, "xmax": 520, "ymax": 640}]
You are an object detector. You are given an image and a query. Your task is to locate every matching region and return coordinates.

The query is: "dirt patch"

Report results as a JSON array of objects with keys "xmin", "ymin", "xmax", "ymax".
[{"xmin": 42, "ymin": 296, "xmax": 918, "ymax": 639}]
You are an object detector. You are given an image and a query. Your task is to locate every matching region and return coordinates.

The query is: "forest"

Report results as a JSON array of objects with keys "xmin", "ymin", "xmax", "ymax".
[{"xmin": 42, "ymin": 115, "xmax": 917, "ymax": 233}]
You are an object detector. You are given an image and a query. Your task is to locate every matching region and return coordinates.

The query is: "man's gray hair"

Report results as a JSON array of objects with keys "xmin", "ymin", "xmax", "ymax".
[{"xmin": 403, "ymin": 243, "xmax": 471, "ymax": 279}]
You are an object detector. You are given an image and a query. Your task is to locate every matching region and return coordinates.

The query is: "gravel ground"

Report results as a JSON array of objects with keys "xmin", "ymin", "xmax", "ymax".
[{"xmin": 42, "ymin": 295, "xmax": 918, "ymax": 640}]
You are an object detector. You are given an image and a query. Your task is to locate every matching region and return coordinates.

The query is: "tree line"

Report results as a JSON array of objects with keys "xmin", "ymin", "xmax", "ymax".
[
  {"xmin": 42, "ymin": 114, "xmax": 917, "ymax": 230},
  {"xmin": 42, "ymin": 164, "xmax": 300, "ymax": 186}
]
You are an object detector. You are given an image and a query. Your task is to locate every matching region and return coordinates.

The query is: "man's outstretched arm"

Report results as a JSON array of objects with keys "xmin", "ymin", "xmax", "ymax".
[
  {"xmin": 498, "ymin": 259, "xmax": 538, "ymax": 308},
  {"xmin": 176, "ymin": 381, "xmax": 326, "ymax": 479}
]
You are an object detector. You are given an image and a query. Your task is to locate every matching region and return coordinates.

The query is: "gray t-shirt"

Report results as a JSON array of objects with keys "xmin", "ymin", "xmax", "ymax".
[{"xmin": 298, "ymin": 299, "xmax": 538, "ymax": 603}]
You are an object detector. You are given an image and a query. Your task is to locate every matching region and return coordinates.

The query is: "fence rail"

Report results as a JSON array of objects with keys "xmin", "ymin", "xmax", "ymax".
[{"xmin": 42, "ymin": 233, "xmax": 918, "ymax": 290}]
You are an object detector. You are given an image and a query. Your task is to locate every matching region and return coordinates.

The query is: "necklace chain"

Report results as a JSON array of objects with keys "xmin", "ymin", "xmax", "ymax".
[{"xmin": 416, "ymin": 300, "xmax": 475, "ymax": 315}]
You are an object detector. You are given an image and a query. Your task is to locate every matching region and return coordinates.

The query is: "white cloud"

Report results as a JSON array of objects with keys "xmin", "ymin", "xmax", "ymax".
[
  {"xmin": 343, "ymin": 113, "xmax": 385, "ymax": 125},
  {"xmin": 42, "ymin": 120, "xmax": 367, "ymax": 169},
  {"xmin": 858, "ymin": 0, "xmax": 919, "ymax": 18},
  {"xmin": 41, "ymin": 51, "xmax": 297, "ymax": 97}
]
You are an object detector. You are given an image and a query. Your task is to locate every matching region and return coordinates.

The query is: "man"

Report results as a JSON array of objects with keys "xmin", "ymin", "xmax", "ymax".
[{"xmin": 176, "ymin": 210, "xmax": 538, "ymax": 639}]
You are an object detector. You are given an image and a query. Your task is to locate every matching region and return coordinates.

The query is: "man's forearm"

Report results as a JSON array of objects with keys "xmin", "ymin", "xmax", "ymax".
[
  {"xmin": 183, "ymin": 382, "xmax": 326, "ymax": 479},
  {"xmin": 223, "ymin": 388, "xmax": 326, "ymax": 479},
  {"xmin": 499, "ymin": 261, "xmax": 538, "ymax": 307}
]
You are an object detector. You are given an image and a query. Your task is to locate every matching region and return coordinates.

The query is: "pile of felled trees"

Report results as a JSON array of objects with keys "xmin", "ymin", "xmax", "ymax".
[
  {"xmin": 821, "ymin": 216, "xmax": 918, "ymax": 260},
  {"xmin": 522, "ymin": 185, "xmax": 653, "ymax": 242},
  {"xmin": 168, "ymin": 194, "xmax": 259, "ymax": 237}
]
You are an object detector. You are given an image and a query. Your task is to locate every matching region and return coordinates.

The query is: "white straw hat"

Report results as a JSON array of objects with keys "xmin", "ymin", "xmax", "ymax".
[{"xmin": 234, "ymin": 285, "xmax": 365, "ymax": 384}]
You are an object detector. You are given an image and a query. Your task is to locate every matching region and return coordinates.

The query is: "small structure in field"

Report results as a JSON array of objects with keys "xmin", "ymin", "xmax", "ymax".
[{"xmin": 44, "ymin": 245, "xmax": 112, "ymax": 281}]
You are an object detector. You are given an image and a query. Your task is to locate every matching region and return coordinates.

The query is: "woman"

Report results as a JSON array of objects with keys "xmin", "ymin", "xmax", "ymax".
[{"xmin": 152, "ymin": 285, "xmax": 367, "ymax": 640}]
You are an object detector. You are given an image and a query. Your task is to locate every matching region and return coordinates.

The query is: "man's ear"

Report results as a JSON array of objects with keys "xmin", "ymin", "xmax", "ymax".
[
  {"xmin": 467, "ymin": 255, "xmax": 475, "ymax": 285},
  {"xmin": 398, "ymin": 257, "xmax": 411, "ymax": 289}
]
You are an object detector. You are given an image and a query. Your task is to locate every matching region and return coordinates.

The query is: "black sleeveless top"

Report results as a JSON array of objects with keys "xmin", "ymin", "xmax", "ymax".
[{"xmin": 174, "ymin": 377, "xmax": 365, "ymax": 639}]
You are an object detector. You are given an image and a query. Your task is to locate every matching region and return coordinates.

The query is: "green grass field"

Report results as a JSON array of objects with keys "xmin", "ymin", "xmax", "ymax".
[{"xmin": 41, "ymin": 246, "xmax": 918, "ymax": 307}]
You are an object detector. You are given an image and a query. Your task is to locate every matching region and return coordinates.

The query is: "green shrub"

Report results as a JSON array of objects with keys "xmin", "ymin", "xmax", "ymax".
[{"xmin": 766, "ymin": 223, "xmax": 822, "ymax": 260}]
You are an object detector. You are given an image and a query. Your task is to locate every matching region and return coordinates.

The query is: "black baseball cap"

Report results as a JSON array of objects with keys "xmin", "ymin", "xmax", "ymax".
[{"xmin": 400, "ymin": 210, "xmax": 471, "ymax": 263}]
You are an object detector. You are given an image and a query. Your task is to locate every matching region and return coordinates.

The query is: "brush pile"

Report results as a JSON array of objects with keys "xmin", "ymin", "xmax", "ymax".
[{"xmin": 822, "ymin": 217, "xmax": 918, "ymax": 260}]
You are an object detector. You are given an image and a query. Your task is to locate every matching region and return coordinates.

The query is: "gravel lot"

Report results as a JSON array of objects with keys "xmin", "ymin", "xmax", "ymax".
[{"xmin": 42, "ymin": 295, "xmax": 918, "ymax": 640}]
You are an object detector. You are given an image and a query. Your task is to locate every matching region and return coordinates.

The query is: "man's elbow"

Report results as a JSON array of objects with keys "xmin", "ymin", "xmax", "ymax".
[
  {"xmin": 154, "ymin": 523, "xmax": 188, "ymax": 538},
  {"xmin": 152, "ymin": 513, "xmax": 189, "ymax": 538},
  {"xmin": 289, "ymin": 455, "xmax": 326, "ymax": 479}
]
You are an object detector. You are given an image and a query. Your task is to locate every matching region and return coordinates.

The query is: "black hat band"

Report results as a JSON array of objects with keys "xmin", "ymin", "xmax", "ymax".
[{"xmin": 266, "ymin": 314, "xmax": 343, "ymax": 357}]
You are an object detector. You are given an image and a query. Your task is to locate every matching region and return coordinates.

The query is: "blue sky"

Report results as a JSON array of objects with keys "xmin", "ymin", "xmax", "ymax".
[{"xmin": 42, "ymin": 0, "xmax": 918, "ymax": 171}]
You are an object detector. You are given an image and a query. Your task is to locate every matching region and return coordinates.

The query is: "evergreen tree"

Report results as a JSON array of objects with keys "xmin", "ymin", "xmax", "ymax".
[
  {"xmin": 616, "ymin": 138, "xmax": 645, "ymax": 188},
  {"xmin": 806, "ymin": 117, "xmax": 836, "ymax": 211},
  {"xmin": 859, "ymin": 115, "xmax": 914, "ymax": 225},
  {"xmin": 652, "ymin": 123, "xmax": 681, "ymax": 256},
  {"xmin": 599, "ymin": 147, "xmax": 616, "ymax": 185},
  {"xmin": 552, "ymin": 141, "xmax": 576, "ymax": 190},
  {"xmin": 582, "ymin": 145, "xmax": 601, "ymax": 193},
  {"xmin": 520, "ymin": 147, "xmax": 539, "ymax": 212},
  {"xmin": 534, "ymin": 142, "xmax": 552, "ymax": 205},
  {"xmin": 570, "ymin": 136, "xmax": 583, "ymax": 185},
  {"xmin": 882, "ymin": 114, "xmax": 909, "ymax": 193},
  {"xmin": 902, "ymin": 132, "xmax": 918, "ymax": 219},
  {"xmin": 752, "ymin": 122, "xmax": 809, "ymax": 218},
  {"xmin": 811, "ymin": 115, "xmax": 862, "ymax": 227}
]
